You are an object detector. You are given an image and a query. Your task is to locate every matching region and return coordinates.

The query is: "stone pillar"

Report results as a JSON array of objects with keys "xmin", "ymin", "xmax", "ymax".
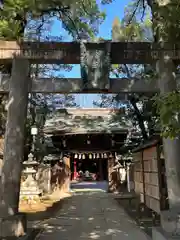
[
  {"xmin": 152, "ymin": 56, "xmax": 180, "ymax": 238},
  {"xmin": 0, "ymin": 59, "xmax": 30, "ymax": 237},
  {"xmin": 157, "ymin": 57, "xmax": 180, "ymax": 208}
]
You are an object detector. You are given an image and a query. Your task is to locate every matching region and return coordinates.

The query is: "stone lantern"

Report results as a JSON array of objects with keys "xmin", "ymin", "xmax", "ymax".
[{"xmin": 20, "ymin": 153, "xmax": 41, "ymax": 203}]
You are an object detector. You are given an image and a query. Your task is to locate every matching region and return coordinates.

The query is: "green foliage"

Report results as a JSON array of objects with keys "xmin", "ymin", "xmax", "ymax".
[
  {"xmin": 94, "ymin": 4, "xmax": 158, "ymax": 142},
  {"xmin": 112, "ymin": 14, "xmax": 152, "ymax": 42},
  {"xmin": 154, "ymin": 92, "xmax": 180, "ymax": 138},
  {"xmin": 0, "ymin": 0, "xmax": 108, "ymax": 40},
  {"xmin": 0, "ymin": 0, "xmax": 111, "ymax": 155}
]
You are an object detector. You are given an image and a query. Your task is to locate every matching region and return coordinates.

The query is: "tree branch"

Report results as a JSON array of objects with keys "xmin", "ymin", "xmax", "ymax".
[
  {"xmin": 146, "ymin": 0, "xmax": 153, "ymax": 10},
  {"xmin": 127, "ymin": 0, "xmax": 141, "ymax": 25},
  {"xmin": 129, "ymin": 96, "xmax": 148, "ymax": 140}
]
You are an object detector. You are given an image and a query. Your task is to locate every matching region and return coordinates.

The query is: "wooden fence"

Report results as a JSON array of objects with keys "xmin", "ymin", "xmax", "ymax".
[{"xmin": 133, "ymin": 140, "xmax": 169, "ymax": 214}]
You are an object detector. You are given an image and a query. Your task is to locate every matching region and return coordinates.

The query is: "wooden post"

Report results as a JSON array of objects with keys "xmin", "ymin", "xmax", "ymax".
[
  {"xmin": 126, "ymin": 163, "xmax": 131, "ymax": 192},
  {"xmin": 63, "ymin": 155, "xmax": 71, "ymax": 193},
  {"xmin": 99, "ymin": 159, "xmax": 103, "ymax": 181},
  {"xmin": 108, "ymin": 155, "xmax": 115, "ymax": 192},
  {"xmin": 73, "ymin": 160, "xmax": 77, "ymax": 180},
  {"xmin": 0, "ymin": 59, "xmax": 29, "ymax": 237}
]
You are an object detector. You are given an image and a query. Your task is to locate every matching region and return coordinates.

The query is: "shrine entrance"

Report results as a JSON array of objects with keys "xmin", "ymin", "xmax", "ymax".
[
  {"xmin": 70, "ymin": 153, "xmax": 108, "ymax": 181},
  {"xmin": 48, "ymin": 109, "xmax": 128, "ymax": 186},
  {"xmin": 0, "ymin": 40, "xmax": 179, "ymax": 237}
]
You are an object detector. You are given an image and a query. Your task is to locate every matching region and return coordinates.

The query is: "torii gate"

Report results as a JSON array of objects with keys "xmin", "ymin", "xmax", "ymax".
[{"xmin": 0, "ymin": 40, "xmax": 179, "ymax": 237}]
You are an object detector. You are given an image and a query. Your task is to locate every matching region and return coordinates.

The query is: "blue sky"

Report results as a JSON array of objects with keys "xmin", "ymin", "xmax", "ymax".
[{"xmin": 51, "ymin": 0, "xmax": 129, "ymax": 107}]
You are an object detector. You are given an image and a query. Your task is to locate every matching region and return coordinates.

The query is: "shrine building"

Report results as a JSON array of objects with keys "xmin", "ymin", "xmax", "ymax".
[{"xmin": 43, "ymin": 108, "xmax": 129, "ymax": 182}]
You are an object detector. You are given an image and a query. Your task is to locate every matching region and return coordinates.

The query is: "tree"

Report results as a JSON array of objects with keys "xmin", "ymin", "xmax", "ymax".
[
  {"xmin": 0, "ymin": 0, "xmax": 109, "ymax": 82},
  {"xmin": 121, "ymin": 0, "xmax": 180, "ymax": 138},
  {"xmin": 0, "ymin": 0, "xmax": 110, "ymax": 155},
  {"xmin": 0, "ymin": 0, "xmax": 107, "ymax": 40},
  {"xmin": 118, "ymin": 0, "xmax": 180, "ymax": 210},
  {"xmin": 94, "ymin": 11, "xmax": 159, "ymax": 143}
]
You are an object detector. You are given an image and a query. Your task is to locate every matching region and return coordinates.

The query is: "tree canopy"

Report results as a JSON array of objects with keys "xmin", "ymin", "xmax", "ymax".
[
  {"xmin": 0, "ymin": 0, "xmax": 107, "ymax": 40},
  {"xmin": 94, "ymin": 3, "xmax": 159, "ymax": 144},
  {"xmin": 1, "ymin": 0, "xmax": 180, "ymax": 140},
  {"xmin": 0, "ymin": 0, "xmax": 111, "ymax": 156},
  {"xmin": 94, "ymin": 0, "xmax": 180, "ymax": 140}
]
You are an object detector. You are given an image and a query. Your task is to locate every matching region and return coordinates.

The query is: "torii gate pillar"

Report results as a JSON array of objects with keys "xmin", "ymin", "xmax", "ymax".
[
  {"xmin": 0, "ymin": 59, "xmax": 29, "ymax": 237},
  {"xmin": 152, "ymin": 56, "xmax": 180, "ymax": 238}
]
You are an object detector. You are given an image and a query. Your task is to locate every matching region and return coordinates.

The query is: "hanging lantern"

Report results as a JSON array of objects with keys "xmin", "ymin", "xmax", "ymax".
[
  {"xmin": 89, "ymin": 153, "xmax": 92, "ymax": 159},
  {"xmin": 104, "ymin": 153, "xmax": 107, "ymax": 158},
  {"xmin": 96, "ymin": 153, "xmax": 100, "ymax": 158},
  {"xmin": 111, "ymin": 139, "xmax": 115, "ymax": 147},
  {"xmin": 93, "ymin": 153, "xmax": 96, "ymax": 159},
  {"xmin": 109, "ymin": 153, "xmax": 113, "ymax": 158},
  {"xmin": 160, "ymin": 151, "xmax": 164, "ymax": 159},
  {"xmin": 74, "ymin": 153, "xmax": 78, "ymax": 159},
  {"xmin": 82, "ymin": 154, "xmax": 86, "ymax": 159},
  {"xmin": 80, "ymin": 40, "xmax": 111, "ymax": 91},
  {"xmin": 79, "ymin": 154, "xmax": 81, "ymax": 159},
  {"xmin": 62, "ymin": 139, "xmax": 66, "ymax": 147},
  {"xmin": 87, "ymin": 135, "xmax": 91, "ymax": 145}
]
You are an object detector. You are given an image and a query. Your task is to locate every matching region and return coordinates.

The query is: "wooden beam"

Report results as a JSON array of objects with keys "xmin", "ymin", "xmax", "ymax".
[
  {"xmin": 44, "ymin": 129, "xmax": 128, "ymax": 135},
  {"xmin": 0, "ymin": 41, "xmax": 180, "ymax": 64},
  {"xmin": 0, "ymin": 75, "xmax": 159, "ymax": 93}
]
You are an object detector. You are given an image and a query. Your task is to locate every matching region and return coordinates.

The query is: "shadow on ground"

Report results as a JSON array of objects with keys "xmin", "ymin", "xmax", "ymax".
[
  {"xmin": 115, "ymin": 194, "xmax": 160, "ymax": 237},
  {"xmin": 34, "ymin": 191, "xmax": 150, "ymax": 240},
  {"xmin": 23, "ymin": 198, "xmax": 69, "ymax": 222},
  {"xmin": 17, "ymin": 195, "xmax": 72, "ymax": 240},
  {"xmin": 0, "ymin": 228, "xmax": 41, "ymax": 240}
]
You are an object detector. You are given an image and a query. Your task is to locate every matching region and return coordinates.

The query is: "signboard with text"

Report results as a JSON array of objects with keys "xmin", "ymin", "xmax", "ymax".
[{"xmin": 0, "ymin": 41, "xmax": 180, "ymax": 64}]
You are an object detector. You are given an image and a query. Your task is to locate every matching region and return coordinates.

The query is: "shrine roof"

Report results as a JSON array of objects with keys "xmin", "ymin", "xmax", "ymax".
[{"xmin": 44, "ymin": 108, "xmax": 129, "ymax": 135}]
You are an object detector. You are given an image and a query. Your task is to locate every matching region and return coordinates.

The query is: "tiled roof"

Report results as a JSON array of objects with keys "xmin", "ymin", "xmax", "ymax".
[{"xmin": 44, "ymin": 108, "xmax": 130, "ymax": 134}]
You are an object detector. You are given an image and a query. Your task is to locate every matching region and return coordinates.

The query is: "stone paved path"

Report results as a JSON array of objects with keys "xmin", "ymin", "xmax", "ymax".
[{"xmin": 36, "ymin": 192, "xmax": 150, "ymax": 240}]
